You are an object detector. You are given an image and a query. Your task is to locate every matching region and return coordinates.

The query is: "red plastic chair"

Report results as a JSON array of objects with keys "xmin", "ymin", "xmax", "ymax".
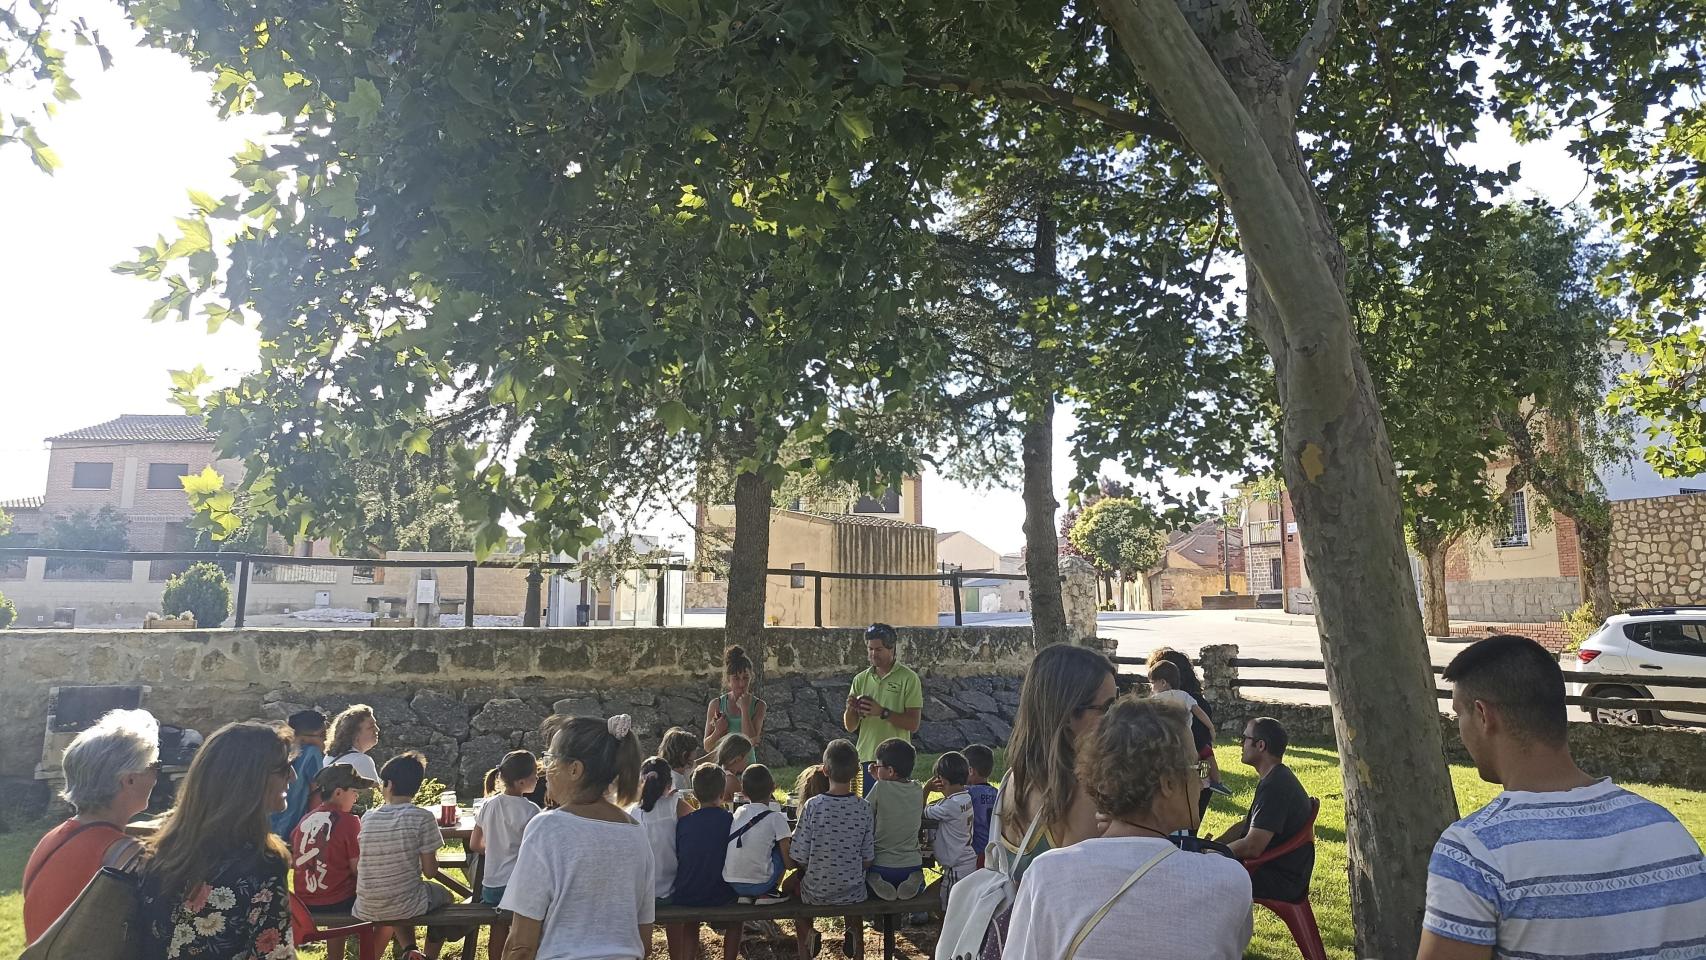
[
  {"xmin": 1242, "ymin": 797, "xmax": 1327, "ymax": 960},
  {"xmin": 290, "ymin": 892, "xmax": 381, "ymax": 960}
]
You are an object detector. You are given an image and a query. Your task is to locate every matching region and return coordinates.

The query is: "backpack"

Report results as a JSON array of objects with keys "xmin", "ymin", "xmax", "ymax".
[{"xmin": 935, "ymin": 780, "xmax": 1040, "ymax": 960}]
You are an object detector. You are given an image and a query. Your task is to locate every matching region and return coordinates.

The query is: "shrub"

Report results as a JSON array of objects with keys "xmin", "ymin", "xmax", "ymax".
[
  {"xmin": 0, "ymin": 591, "xmax": 15, "ymax": 629},
  {"xmin": 160, "ymin": 562, "xmax": 231, "ymax": 628},
  {"xmin": 1561, "ymin": 601, "xmax": 1599, "ymax": 654}
]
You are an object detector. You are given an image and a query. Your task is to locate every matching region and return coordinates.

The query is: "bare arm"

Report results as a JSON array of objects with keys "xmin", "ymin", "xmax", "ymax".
[
  {"xmin": 421, "ymin": 850, "xmax": 469, "ymax": 897},
  {"xmin": 1226, "ymin": 826, "xmax": 1275, "ymax": 860},
  {"xmin": 1416, "ymin": 932, "xmax": 1493, "ymax": 960},
  {"xmin": 469, "ymin": 824, "xmax": 485, "ymax": 854},
  {"xmin": 747, "ymin": 698, "xmax": 766, "ymax": 746},
  {"xmin": 843, "ymin": 694, "xmax": 862, "ymax": 733},
  {"xmin": 502, "ymin": 914, "xmax": 543, "ymax": 960},
  {"xmin": 704, "ymin": 699, "xmax": 729, "ymax": 752},
  {"xmin": 888, "ymin": 706, "xmax": 921, "ymax": 734},
  {"xmin": 1190, "ymin": 704, "xmax": 1214, "ymax": 738},
  {"xmin": 1213, "ymin": 815, "xmax": 1251, "ymax": 844}
]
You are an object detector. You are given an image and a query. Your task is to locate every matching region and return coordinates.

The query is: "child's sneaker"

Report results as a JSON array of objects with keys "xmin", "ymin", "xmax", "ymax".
[
  {"xmin": 867, "ymin": 871, "xmax": 898, "ymax": 900},
  {"xmin": 895, "ymin": 871, "xmax": 924, "ymax": 900},
  {"xmin": 755, "ymin": 891, "xmax": 789, "ymax": 905},
  {"xmin": 1208, "ymin": 781, "xmax": 1233, "ymax": 798}
]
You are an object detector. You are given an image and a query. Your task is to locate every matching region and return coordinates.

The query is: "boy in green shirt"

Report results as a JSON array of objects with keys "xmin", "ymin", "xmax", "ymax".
[{"xmin": 863, "ymin": 737, "xmax": 924, "ymax": 901}]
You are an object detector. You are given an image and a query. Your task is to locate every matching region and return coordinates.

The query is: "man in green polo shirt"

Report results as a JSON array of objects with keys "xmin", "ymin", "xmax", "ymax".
[{"xmin": 844, "ymin": 622, "xmax": 923, "ymax": 794}]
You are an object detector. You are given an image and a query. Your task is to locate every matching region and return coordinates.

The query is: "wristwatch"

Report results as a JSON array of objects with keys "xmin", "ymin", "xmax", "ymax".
[{"xmin": 880, "ymin": 707, "xmax": 891, "ymax": 720}]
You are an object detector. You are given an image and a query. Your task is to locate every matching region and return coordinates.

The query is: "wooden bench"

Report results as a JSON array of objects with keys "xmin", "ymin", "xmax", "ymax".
[{"xmin": 312, "ymin": 887, "xmax": 940, "ymax": 960}]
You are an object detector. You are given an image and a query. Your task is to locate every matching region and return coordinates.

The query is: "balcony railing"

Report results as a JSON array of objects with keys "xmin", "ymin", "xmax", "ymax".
[{"xmin": 1247, "ymin": 519, "xmax": 1282, "ymax": 545}]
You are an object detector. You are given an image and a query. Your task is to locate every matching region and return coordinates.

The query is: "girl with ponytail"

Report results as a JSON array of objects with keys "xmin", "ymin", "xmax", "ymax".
[
  {"xmin": 497, "ymin": 716, "xmax": 654, "ymax": 960},
  {"xmin": 626, "ymin": 757, "xmax": 696, "ymax": 959},
  {"xmin": 471, "ymin": 750, "xmax": 540, "ymax": 958}
]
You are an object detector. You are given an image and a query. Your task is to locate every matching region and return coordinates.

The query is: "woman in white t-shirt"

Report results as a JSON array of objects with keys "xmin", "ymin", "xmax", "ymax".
[
  {"xmin": 326, "ymin": 703, "xmax": 382, "ymax": 783},
  {"xmin": 626, "ymin": 756, "xmax": 695, "ymax": 960},
  {"xmin": 500, "ymin": 714, "xmax": 654, "ymax": 960},
  {"xmin": 473, "ymin": 750, "xmax": 542, "ymax": 960},
  {"xmin": 1004, "ymin": 697, "xmax": 1253, "ymax": 960}
]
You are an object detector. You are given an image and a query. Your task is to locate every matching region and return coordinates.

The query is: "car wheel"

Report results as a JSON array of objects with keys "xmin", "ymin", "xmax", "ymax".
[{"xmin": 1589, "ymin": 686, "xmax": 1653, "ymax": 726}]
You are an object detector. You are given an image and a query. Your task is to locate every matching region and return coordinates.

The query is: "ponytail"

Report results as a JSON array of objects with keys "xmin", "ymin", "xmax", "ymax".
[
  {"xmin": 548, "ymin": 715, "xmax": 643, "ymax": 806},
  {"xmin": 485, "ymin": 750, "xmax": 539, "ymax": 797},
  {"xmin": 638, "ymin": 757, "xmax": 673, "ymax": 812},
  {"xmin": 484, "ymin": 767, "xmax": 501, "ymax": 796}
]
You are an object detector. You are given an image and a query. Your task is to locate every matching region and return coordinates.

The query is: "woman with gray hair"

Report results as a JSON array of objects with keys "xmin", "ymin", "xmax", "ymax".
[{"xmin": 22, "ymin": 708, "xmax": 159, "ymax": 943}]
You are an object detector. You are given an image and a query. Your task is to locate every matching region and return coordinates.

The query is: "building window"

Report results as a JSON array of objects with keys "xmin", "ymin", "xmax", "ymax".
[
  {"xmin": 71, "ymin": 462, "xmax": 113, "ymax": 489},
  {"xmin": 853, "ymin": 487, "xmax": 901, "ymax": 514},
  {"xmin": 1495, "ymin": 491, "xmax": 1530, "ymax": 548},
  {"xmin": 790, "ymin": 562, "xmax": 806, "ymax": 589},
  {"xmin": 147, "ymin": 463, "xmax": 191, "ymax": 489},
  {"xmin": 1269, "ymin": 557, "xmax": 1282, "ymax": 589}
]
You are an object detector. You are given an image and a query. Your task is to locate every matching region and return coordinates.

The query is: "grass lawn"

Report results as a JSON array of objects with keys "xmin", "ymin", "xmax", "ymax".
[{"xmin": 5, "ymin": 744, "xmax": 1704, "ymax": 959}]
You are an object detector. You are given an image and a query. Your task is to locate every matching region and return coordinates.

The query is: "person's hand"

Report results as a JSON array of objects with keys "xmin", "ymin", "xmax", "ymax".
[
  {"xmin": 711, "ymin": 712, "xmax": 729, "ymax": 738},
  {"xmin": 856, "ymin": 696, "xmax": 880, "ymax": 717},
  {"xmin": 924, "ymin": 775, "xmax": 945, "ymax": 793},
  {"xmin": 730, "ymin": 694, "xmax": 749, "ymax": 722}
]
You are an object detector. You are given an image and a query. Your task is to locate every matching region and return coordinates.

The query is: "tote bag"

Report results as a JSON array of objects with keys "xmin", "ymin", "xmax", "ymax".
[
  {"xmin": 19, "ymin": 866, "xmax": 145, "ymax": 960},
  {"xmin": 934, "ymin": 781, "xmax": 1040, "ymax": 960}
]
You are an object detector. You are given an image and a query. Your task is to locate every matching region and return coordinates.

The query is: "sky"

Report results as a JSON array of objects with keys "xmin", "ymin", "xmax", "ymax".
[{"xmin": 0, "ymin": 1, "xmax": 1593, "ymax": 556}]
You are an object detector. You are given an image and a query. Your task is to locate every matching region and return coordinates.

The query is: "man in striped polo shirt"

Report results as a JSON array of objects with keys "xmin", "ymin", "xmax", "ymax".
[{"xmin": 1419, "ymin": 634, "xmax": 1706, "ymax": 960}]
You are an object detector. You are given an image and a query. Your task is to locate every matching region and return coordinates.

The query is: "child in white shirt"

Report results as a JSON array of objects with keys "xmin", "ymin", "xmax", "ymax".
[
  {"xmin": 472, "ymin": 750, "xmax": 541, "ymax": 960},
  {"xmin": 724, "ymin": 764, "xmax": 792, "ymax": 904},
  {"xmin": 1149, "ymin": 660, "xmax": 1226, "ymax": 794},
  {"xmin": 922, "ymin": 751, "xmax": 977, "ymax": 905}
]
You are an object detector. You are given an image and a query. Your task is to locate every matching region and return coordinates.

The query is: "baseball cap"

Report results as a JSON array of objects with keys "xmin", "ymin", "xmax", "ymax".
[{"xmin": 314, "ymin": 762, "xmax": 377, "ymax": 793}]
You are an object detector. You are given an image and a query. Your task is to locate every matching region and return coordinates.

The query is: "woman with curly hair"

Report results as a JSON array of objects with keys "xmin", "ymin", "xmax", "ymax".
[
  {"xmin": 704, "ymin": 645, "xmax": 765, "ymax": 764},
  {"xmin": 137, "ymin": 721, "xmax": 297, "ymax": 960},
  {"xmin": 1002, "ymin": 697, "xmax": 1252, "ymax": 959}
]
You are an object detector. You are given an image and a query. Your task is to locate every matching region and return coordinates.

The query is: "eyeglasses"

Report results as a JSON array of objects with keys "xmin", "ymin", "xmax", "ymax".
[{"xmin": 1079, "ymin": 696, "xmax": 1118, "ymax": 715}]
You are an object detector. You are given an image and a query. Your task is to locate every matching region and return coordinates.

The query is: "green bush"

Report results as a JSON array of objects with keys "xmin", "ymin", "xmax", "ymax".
[
  {"xmin": 160, "ymin": 562, "xmax": 231, "ymax": 628},
  {"xmin": 1561, "ymin": 601, "xmax": 1600, "ymax": 654},
  {"xmin": 0, "ymin": 591, "xmax": 15, "ymax": 629}
]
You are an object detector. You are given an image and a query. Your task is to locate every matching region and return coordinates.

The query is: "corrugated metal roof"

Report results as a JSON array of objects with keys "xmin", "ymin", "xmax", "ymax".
[
  {"xmin": 0, "ymin": 495, "xmax": 44, "ymax": 511},
  {"xmin": 48, "ymin": 414, "xmax": 215, "ymax": 444}
]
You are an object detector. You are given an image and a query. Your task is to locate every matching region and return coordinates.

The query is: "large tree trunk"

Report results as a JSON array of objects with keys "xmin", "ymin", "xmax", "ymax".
[
  {"xmin": 726, "ymin": 468, "xmax": 772, "ymax": 656},
  {"xmin": 1576, "ymin": 516, "xmax": 1614, "ymax": 618},
  {"xmin": 1418, "ymin": 535, "xmax": 1453, "ymax": 638},
  {"xmin": 1022, "ymin": 398, "xmax": 1070, "ymax": 647},
  {"xmin": 1096, "ymin": 0, "xmax": 1458, "ymax": 953}
]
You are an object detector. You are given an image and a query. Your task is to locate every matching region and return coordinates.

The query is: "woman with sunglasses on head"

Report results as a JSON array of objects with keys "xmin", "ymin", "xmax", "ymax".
[
  {"xmin": 977, "ymin": 644, "xmax": 1117, "ymax": 957},
  {"xmin": 1003, "ymin": 697, "xmax": 1252, "ymax": 960},
  {"xmin": 136, "ymin": 721, "xmax": 298, "ymax": 960},
  {"xmin": 498, "ymin": 715, "xmax": 655, "ymax": 960}
]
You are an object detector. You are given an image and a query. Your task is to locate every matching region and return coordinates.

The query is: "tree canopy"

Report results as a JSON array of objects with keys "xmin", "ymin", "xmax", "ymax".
[{"xmin": 1067, "ymin": 496, "xmax": 1167, "ymax": 581}]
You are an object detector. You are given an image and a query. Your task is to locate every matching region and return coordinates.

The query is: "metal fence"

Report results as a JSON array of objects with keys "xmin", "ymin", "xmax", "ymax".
[
  {"xmin": 1113, "ymin": 654, "xmax": 1706, "ymax": 717},
  {"xmin": 0, "ymin": 547, "xmax": 1035, "ymax": 629}
]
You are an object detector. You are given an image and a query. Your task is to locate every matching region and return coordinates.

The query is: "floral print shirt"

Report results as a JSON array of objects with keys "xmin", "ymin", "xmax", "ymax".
[{"xmin": 139, "ymin": 845, "xmax": 295, "ymax": 959}]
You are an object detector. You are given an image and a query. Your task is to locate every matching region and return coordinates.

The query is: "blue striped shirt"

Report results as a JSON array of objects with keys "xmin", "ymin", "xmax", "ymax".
[{"xmin": 1425, "ymin": 778, "xmax": 1706, "ymax": 959}]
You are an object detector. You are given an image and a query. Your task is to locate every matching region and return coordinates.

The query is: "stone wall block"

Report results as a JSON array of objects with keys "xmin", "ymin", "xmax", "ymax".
[
  {"xmin": 472, "ymin": 698, "xmax": 545, "ymax": 736},
  {"xmin": 551, "ymin": 696, "xmax": 603, "ymax": 718},
  {"xmin": 410, "ymin": 690, "xmax": 470, "ymax": 739},
  {"xmin": 458, "ymin": 734, "xmax": 511, "ymax": 794}
]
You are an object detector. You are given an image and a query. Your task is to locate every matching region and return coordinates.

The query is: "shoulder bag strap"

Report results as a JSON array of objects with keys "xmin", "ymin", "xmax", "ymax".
[
  {"xmin": 1006, "ymin": 780, "xmax": 1044, "ymax": 868},
  {"xmin": 1063, "ymin": 845, "xmax": 1175, "ymax": 960},
  {"xmin": 22, "ymin": 822, "xmax": 110, "ymax": 895},
  {"xmin": 729, "ymin": 809, "xmax": 773, "ymax": 847}
]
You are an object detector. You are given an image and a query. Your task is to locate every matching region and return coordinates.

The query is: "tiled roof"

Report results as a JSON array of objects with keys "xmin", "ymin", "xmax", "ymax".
[
  {"xmin": 48, "ymin": 414, "xmax": 215, "ymax": 444},
  {"xmin": 0, "ymin": 495, "xmax": 44, "ymax": 511},
  {"xmin": 802, "ymin": 511, "xmax": 929, "ymax": 530}
]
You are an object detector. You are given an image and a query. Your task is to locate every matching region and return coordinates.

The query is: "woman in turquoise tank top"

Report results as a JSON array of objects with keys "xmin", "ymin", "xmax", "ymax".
[{"xmin": 704, "ymin": 644, "xmax": 765, "ymax": 763}]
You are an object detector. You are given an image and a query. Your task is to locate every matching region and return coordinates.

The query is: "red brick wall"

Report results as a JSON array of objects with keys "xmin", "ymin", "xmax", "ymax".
[
  {"xmin": 43, "ymin": 441, "xmax": 240, "ymax": 522},
  {"xmin": 1280, "ymin": 492, "xmax": 1305, "ymax": 591},
  {"xmin": 1554, "ymin": 514, "xmax": 1580, "ymax": 577},
  {"xmin": 1450, "ymin": 621, "xmax": 1570, "ymax": 653},
  {"xmin": 1444, "ymin": 542, "xmax": 1471, "ymax": 581}
]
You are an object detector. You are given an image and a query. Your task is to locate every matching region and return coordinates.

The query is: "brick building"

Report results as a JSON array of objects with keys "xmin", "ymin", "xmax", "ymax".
[{"xmin": 2, "ymin": 415, "xmax": 241, "ymax": 552}]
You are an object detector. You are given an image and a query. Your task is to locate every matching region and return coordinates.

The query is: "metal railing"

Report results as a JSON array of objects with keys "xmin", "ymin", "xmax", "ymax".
[
  {"xmin": 1113, "ymin": 654, "xmax": 1706, "ymax": 715},
  {"xmin": 0, "ymin": 547, "xmax": 1040, "ymax": 629},
  {"xmin": 1247, "ymin": 520, "xmax": 1282, "ymax": 545}
]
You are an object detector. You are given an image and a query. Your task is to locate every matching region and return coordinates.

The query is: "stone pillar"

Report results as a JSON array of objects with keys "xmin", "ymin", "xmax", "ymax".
[
  {"xmin": 1060, "ymin": 556, "xmax": 1101, "ymax": 648},
  {"xmin": 1198, "ymin": 643, "xmax": 1239, "ymax": 721}
]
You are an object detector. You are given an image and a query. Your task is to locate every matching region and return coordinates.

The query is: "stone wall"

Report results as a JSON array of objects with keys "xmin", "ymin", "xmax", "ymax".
[
  {"xmin": 1194, "ymin": 645, "xmax": 1706, "ymax": 790},
  {"xmin": 1611, "ymin": 493, "xmax": 1706, "ymax": 605},
  {"xmin": 1444, "ymin": 575, "xmax": 1579, "ymax": 622},
  {"xmin": 0, "ymin": 625, "xmax": 1035, "ymax": 794}
]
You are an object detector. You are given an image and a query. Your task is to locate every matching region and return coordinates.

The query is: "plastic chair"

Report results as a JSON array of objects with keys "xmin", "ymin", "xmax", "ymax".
[
  {"xmin": 1242, "ymin": 797, "xmax": 1328, "ymax": 960},
  {"xmin": 290, "ymin": 893, "xmax": 381, "ymax": 960}
]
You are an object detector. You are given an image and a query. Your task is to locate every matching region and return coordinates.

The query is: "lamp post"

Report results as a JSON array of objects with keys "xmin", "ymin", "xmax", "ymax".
[{"xmin": 1220, "ymin": 516, "xmax": 1235, "ymax": 596}]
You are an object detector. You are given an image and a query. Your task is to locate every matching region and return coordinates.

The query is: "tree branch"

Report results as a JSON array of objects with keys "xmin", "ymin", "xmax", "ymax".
[
  {"xmin": 904, "ymin": 70, "xmax": 1185, "ymax": 146},
  {"xmin": 1286, "ymin": 0, "xmax": 1344, "ymax": 107}
]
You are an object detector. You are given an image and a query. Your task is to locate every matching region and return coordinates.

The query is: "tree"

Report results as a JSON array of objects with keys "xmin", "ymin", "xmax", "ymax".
[
  {"xmin": 1067, "ymin": 497, "xmax": 1166, "ymax": 608},
  {"xmin": 1494, "ymin": 2, "xmax": 1706, "ymax": 479},
  {"xmin": 39, "ymin": 505, "xmax": 131, "ymax": 575},
  {"xmin": 0, "ymin": 0, "xmax": 110, "ymax": 172},
  {"xmin": 122, "ymin": 0, "xmax": 1519, "ymax": 945}
]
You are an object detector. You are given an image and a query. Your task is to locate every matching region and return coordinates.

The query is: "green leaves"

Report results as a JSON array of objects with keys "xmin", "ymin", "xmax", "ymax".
[
  {"xmin": 346, "ymin": 77, "xmax": 381, "ymax": 127},
  {"xmin": 836, "ymin": 109, "xmax": 873, "ymax": 142}
]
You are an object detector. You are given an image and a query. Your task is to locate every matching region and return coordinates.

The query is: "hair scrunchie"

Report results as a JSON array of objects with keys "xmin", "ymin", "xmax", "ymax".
[{"xmin": 607, "ymin": 714, "xmax": 633, "ymax": 739}]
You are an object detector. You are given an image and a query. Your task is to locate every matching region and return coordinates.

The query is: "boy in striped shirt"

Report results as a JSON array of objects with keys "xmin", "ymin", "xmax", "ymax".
[{"xmin": 1419, "ymin": 634, "xmax": 1706, "ymax": 960}]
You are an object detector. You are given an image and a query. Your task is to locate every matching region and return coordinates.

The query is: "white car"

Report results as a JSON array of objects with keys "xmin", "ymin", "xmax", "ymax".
[{"xmin": 1570, "ymin": 608, "xmax": 1706, "ymax": 726}]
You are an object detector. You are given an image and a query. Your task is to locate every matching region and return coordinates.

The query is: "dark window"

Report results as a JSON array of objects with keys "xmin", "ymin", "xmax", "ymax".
[
  {"xmin": 1625, "ymin": 621, "xmax": 1706, "ymax": 657},
  {"xmin": 853, "ymin": 486, "xmax": 901, "ymax": 514},
  {"xmin": 71, "ymin": 462, "xmax": 113, "ymax": 489},
  {"xmin": 790, "ymin": 562, "xmax": 806, "ymax": 589},
  {"xmin": 147, "ymin": 463, "xmax": 191, "ymax": 489},
  {"xmin": 1494, "ymin": 491, "xmax": 1530, "ymax": 548},
  {"xmin": 1269, "ymin": 557, "xmax": 1282, "ymax": 588}
]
